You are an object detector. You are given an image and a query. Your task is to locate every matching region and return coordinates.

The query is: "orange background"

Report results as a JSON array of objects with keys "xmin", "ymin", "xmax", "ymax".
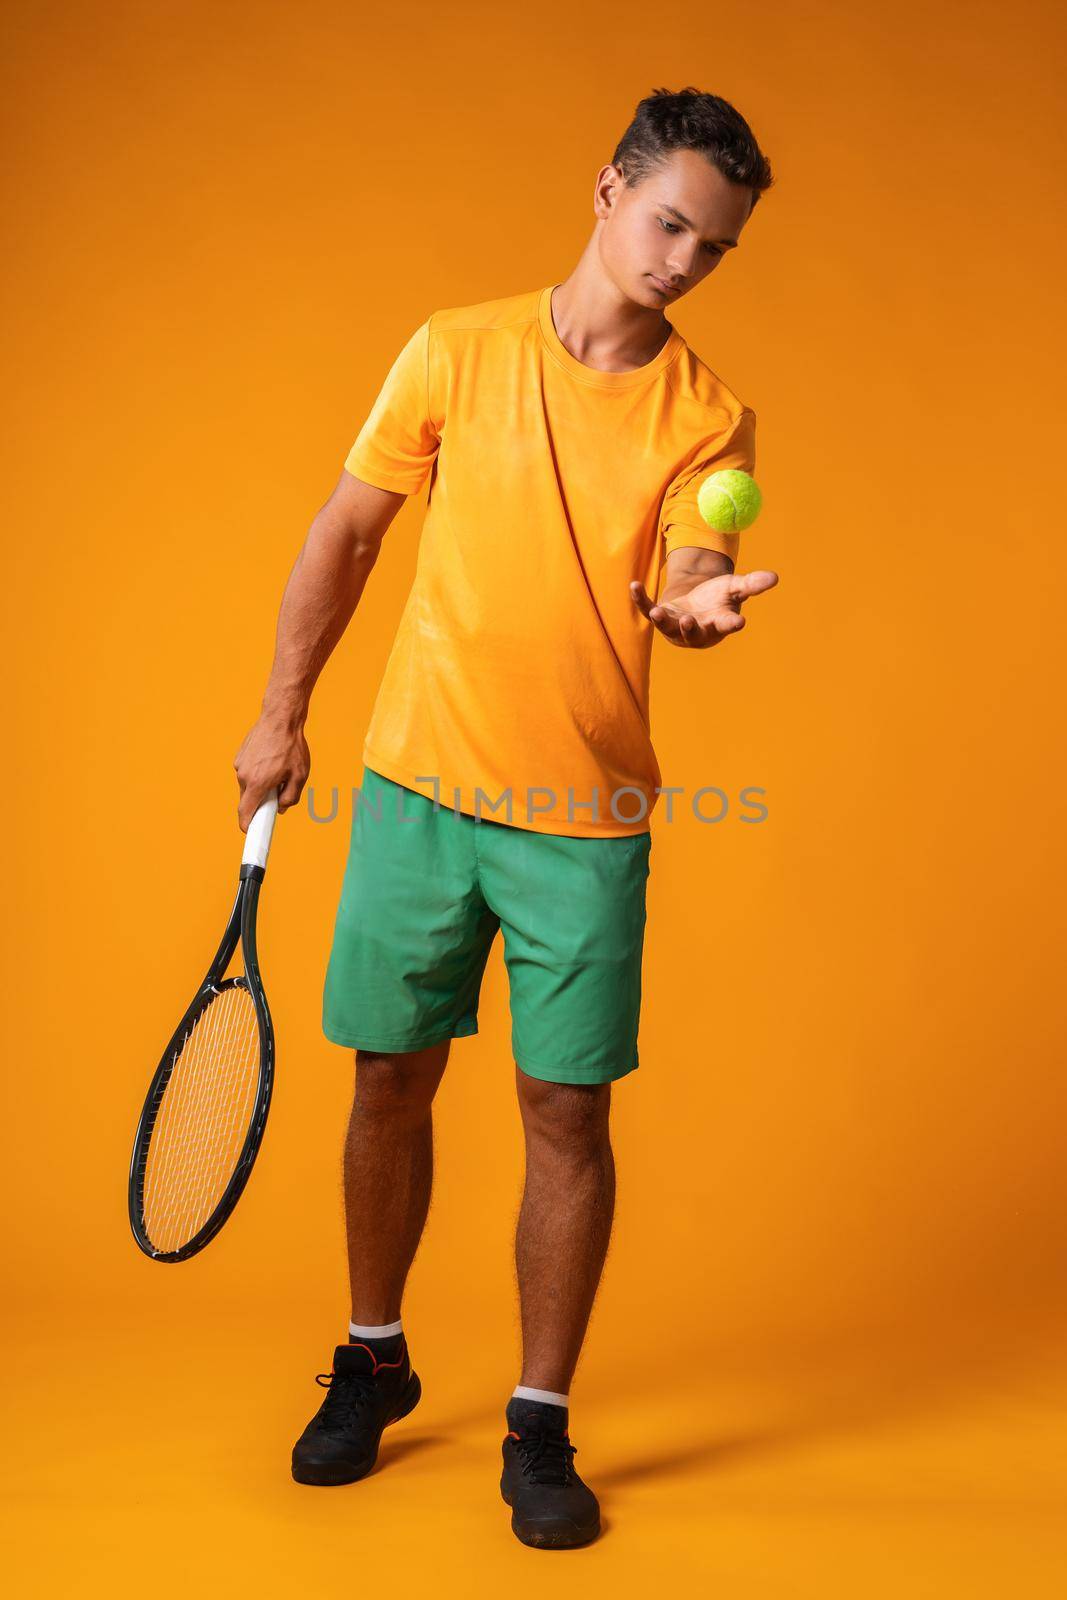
[{"xmin": 4, "ymin": 1, "xmax": 1066, "ymax": 1592}]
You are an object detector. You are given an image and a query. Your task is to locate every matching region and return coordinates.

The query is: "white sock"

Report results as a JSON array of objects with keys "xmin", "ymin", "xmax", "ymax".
[
  {"xmin": 512, "ymin": 1383, "xmax": 570, "ymax": 1408},
  {"xmin": 349, "ymin": 1319, "xmax": 403, "ymax": 1339}
]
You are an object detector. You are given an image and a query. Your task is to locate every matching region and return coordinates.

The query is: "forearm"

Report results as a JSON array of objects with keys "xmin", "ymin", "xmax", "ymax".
[
  {"xmin": 660, "ymin": 546, "xmax": 733, "ymax": 603},
  {"xmin": 260, "ymin": 517, "xmax": 380, "ymax": 727}
]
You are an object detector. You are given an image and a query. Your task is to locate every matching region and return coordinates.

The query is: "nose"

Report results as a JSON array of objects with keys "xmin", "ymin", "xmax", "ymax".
[{"xmin": 666, "ymin": 242, "xmax": 701, "ymax": 281}]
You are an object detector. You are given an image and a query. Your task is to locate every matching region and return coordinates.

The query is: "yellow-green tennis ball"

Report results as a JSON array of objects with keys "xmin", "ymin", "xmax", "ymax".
[{"xmin": 697, "ymin": 469, "xmax": 763, "ymax": 533}]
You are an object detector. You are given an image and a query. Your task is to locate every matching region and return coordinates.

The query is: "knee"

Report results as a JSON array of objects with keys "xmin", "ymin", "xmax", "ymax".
[
  {"xmin": 518, "ymin": 1074, "xmax": 611, "ymax": 1158},
  {"xmin": 352, "ymin": 1049, "xmax": 439, "ymax": 1121}
]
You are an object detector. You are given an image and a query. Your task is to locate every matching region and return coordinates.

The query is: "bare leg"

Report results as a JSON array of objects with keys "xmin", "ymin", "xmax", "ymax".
[
  {"xmin": 344, "ymin": 1042, "xmax": 449, "ymax": 1325},
  {"xmin": 513, "ymin": 1069, "xmax": 616, "ymax": 1393}
]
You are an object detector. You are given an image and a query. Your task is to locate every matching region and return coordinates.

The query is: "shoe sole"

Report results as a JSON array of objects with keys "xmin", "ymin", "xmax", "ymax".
[
  {"xmin": 500, "ymin": 1479, "xmax": 600, "ymax": 1549},
  {"xmin": 291, "ymin": 1371, "xmax": 422, "ymax": 1486}
]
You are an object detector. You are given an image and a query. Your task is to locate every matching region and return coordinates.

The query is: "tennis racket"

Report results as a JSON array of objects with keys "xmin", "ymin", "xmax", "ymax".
[{"xmin": 128, "ymin": 790, "xmax": 280, "ymax": 1262}]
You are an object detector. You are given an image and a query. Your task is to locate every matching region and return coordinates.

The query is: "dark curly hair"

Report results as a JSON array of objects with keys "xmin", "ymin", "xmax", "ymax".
[{"xmin": 611, "ymin": 87, "xmax": 774, "ymax": 210}]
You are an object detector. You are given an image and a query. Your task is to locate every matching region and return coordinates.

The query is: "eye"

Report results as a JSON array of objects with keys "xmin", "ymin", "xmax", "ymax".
[{"xmin": 659, "ymin": 217, "xmax": 722, "ymax": 257}]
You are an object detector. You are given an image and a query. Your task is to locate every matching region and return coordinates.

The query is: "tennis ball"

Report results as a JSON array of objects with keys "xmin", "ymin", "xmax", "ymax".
[{"xmin": 697, "ymin": 469, "xmax": 763, "ymax": 533}]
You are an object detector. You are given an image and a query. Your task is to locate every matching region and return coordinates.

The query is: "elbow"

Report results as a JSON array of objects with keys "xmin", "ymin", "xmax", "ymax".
[
  {"xmin": 350, "ymin": 529, "xmax": 386, "ymax": 567},
  {"xmin": 309, "ymin": 510, "xmax": 384, "ymax": 566}
]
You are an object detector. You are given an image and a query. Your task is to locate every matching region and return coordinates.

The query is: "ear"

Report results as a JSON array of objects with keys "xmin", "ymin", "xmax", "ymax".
[{"xmin": 593, "ymin": 163, "xmax": 624, "ymax": 219}]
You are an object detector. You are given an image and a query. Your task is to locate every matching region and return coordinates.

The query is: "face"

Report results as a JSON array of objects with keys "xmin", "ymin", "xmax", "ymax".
[{"xmin": 594, "ymin": 147, "xmax": 754, "ymax": 309}]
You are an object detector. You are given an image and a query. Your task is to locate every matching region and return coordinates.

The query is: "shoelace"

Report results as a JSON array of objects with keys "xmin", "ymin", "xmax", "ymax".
[
  {"xmin": 513, "ymin": 1428, "xmax": 578, "ymax": 1486},
  {"xmin": 314, "ymin": 1371, "xmax": 378, "ymax": 1434}
]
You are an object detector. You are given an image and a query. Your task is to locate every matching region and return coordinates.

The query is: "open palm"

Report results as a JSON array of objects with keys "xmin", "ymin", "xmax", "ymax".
[{"xmin": 630, "ymin": 569, "xmax": 779, "ymax": 649}]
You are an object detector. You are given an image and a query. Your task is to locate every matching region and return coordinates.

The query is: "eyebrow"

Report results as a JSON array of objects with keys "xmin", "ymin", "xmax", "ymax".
[{"xmin": 659, "ymin": 203, "xmax": 738, "ymax": 248}]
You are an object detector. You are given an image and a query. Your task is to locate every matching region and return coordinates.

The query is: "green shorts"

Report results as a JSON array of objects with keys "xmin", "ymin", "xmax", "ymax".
[{"xmin": 322, "ymin": 766, "xmax": 652, "ymax": 1084}]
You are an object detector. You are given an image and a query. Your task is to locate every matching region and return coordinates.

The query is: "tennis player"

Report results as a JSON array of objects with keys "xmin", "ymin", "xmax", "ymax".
[{"xmin": 234, "ymin": 87, "xmax": 777, "ymax": 1549}]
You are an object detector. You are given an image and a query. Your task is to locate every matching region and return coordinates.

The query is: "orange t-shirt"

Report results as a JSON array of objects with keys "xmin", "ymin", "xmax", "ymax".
[{"xmin": 344, "ymin": 284, "xmax": 757, "ymax": 838}]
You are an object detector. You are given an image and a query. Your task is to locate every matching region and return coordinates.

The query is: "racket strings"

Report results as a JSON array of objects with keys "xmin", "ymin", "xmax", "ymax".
[{"xmin": 142, "ymin": 982, "xmax": 261, "ymax": 1253}]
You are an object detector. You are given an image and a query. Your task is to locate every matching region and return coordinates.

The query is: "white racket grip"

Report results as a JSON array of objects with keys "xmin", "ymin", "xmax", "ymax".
[{"xmin": 242, "ymin": 790, "xmax": 279, "ymax": 870}]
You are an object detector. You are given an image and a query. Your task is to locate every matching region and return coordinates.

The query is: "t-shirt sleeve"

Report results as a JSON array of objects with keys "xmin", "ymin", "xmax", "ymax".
[
  {"xmin": 343, "ymin": 318, "xmax": 440, "ymax": 496},
  {"xmin": 659, "ymin": 407, "xmax": 757, "ymax": 564}
]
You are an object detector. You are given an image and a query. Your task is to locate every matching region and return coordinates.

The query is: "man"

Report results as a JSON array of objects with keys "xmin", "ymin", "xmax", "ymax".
[{"xmin": 234, "ymin": 86, "xmax": 777, "ymax": 1549}]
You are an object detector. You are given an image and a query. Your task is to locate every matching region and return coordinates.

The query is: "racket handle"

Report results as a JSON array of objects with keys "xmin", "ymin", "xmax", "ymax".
[{"xmin": 242, "ymin": 789, "xmax": 279, "ymax": 870}]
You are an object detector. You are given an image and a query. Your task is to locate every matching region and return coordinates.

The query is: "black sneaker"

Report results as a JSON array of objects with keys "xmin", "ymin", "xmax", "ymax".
[
  {"xmin": 500, "ymin": 1397, "xmax": 601, "ymax": 1548},
  {"xmin": 291, "ymin": 1340, "xmax": 421, "ymax": 1485}
]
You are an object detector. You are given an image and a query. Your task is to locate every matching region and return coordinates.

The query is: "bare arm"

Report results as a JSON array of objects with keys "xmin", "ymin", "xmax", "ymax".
[
  {"xmin": 661, "ymin": 545, "xmax": 734, "ymax": 595},
  {"xmin": 232, "ymin": 471, "xmax": 406, "ymax": 830}
]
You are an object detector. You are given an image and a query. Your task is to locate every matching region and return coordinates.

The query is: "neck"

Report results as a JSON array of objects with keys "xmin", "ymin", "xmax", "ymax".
[{"xmin": 549, "ymin": 241, "xmax": 673, "ymax": 372}]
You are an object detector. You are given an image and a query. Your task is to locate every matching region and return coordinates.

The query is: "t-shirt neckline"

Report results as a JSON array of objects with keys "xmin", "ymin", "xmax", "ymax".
[{"xmin": 537, "ymin": 284, "xmax": 684, "ymax": 389}]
